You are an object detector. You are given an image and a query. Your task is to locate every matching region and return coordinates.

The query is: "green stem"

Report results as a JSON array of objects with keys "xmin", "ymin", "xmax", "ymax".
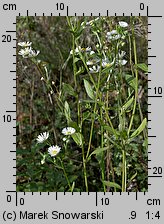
[
  {"xmin": 58, "ymin": 158, "xmax": 72, "ymax": 191},
  {"xmin": 122, "ymin": 149, "xmax": 126, "ymax": 192},
  {"xmin": 100, "ymin": 94, "xmax": 106, "ymax": 192},
  {"xmin": 128, "ymin": 18, "xmax": 138, "ymax": 137},
  {"xmin": 82, "ymin": 144, "xmax": 88, "ymax": 191},
  {"xmin": 86, "ymin": 61, "xmax": 102, "ymax": 159}
]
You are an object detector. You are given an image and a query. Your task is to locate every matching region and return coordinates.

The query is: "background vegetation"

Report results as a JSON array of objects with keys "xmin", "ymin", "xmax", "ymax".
[{"xmin": 16, "ymin": 16, "xmax": 148, "ymax": 192}]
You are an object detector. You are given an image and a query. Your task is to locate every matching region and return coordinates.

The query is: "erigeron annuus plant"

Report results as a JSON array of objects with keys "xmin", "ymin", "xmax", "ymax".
[{"xmin": 17, "ymin": 16, "xmax": 147, "ymax": 192}]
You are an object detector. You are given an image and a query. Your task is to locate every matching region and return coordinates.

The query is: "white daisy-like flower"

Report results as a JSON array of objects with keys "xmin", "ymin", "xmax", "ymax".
[
  {"xmin": 87, "ymin": 61, "xmax": 94, "ymax": 66},
  {"xmin": 18, "ymin": 41, "xmax": 32, "ymax": 47},
  {"xmin": 30, "ymin": 49, "xmax": 40, "ymax": 57},
  {"xmin": 90, "ymin": 51, "xmax": 95, "ymax": 55},
  {"xmin": 18, "ymin": 47, "xmax": 32, "ymax": 58},
  {"xmin": 102, "ymin": 58, "xmax": 114, "ymax": 68},
  {"xmin": 70, "ymin": 46, "xmax": 81, "ymax": 55},
  {"xmin": 36, "ymin": 132, "xmax": 49, "ymax": 144},
  {"xmin": 81, "ymin": 47, "xmax": 91, "ymax": 53},
  {"xmin": 106, "ymin": 30, "xmax": 121, "ymax": 41},
  {"xmin": 48, "ymin": 145, "xmax": 61, "ymax": 157},
  {"xmin": 62, "ymin": 127, "xmax": 76, "ymax": 135},
  {"xmin": 86, "ymin": 17, "xmax": 100, "ymax": 26},
  {"xmin": 86, "ymin": 58, "xmax": 100, "ymax": 66},
  {"xmin": 119, "ymin": 21, "xmax": 128, "ymax": 28},
  {"xmin": 89, "ymin": 65, "xmax": 100, "ymax": 73},
  {"xmin": 63, "ymin": 137, "xmax": 67, "ymax": 142},
  {"xmin": 119, "ymin": 51, "xmax": 126, "ymax": 59},
  {"xmin": 119, "ymin": 59, "xmax": 127, "ymax": 66},
  {"xmin": 18, "ymin": 47, "xmax": 40, "ymax": 58}
]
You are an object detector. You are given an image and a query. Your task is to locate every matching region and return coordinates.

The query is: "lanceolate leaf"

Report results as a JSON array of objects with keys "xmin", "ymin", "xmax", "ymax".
[
  {"xmin": 64, "ymin": 101, "xmax": 71, "ymax": 123},
  {"xmin": 136, "ymin": 63, "xmax": 148, "ymax": 73},
  {"xmin": 89, "ymin": 147, "xmax": 109, "ymax": 158},
  {"xmin": 63, "ymin": 83, "xmax": 76, "ymax": 97},
  {"xmin": 121, "ymin": 96, "xmax": 134, "ymax": 114},
  {"xmin": 71, "ymin": 133, "xmax": 83, "ymax": 146},
  {"xmin": 130, "ymin": 118, "xmax": 147, "ymax": 139},
  {"xmin": 83, "ymin": 79, "xmax": 95, "ymax": 100},
  {"xmin": 125, "ymin": 74, "xmax": 136, "ymax": 90},
  {"xmin": 103, "ymin": 181, "xmax": 122, "ymax": 189}
]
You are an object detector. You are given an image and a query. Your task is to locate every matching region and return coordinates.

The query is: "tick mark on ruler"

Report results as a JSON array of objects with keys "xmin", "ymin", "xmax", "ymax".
[
  {"xmin": 148, "ymin": 16, "xmax": 162, "ymax": 18},
  {"xmin": 96, "ymin": 192, "xmax": 98, "ymax": 207},
  {"xmin": 6, "ymin": 30, "xmax": 16, "ymax": 33},
  {"xmin": 135, "ymin": 192, "xmax": 138, "ymax": 200},
  {"xmin": 148, "ymin": 95, "xmax": 162, "ymax": 98},
  {"xmin": 148, "ymin": 55, "xmax": 156, "ymax": 58},
  {"xmin": 6, "ymin": 110, "xmax": 16, "ymax": 113},
  {"xmin": 148, "ymin": 175, "xmax": 162, "ymax": 178}
]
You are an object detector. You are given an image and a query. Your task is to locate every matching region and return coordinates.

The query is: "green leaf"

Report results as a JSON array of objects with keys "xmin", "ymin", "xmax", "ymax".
[
  {"xmin": 71, "ymin": 133, "xmax": 83, "ymax": 146},
  {"xmin": 103, "ymin": 126, "xmax": 120, "ymax": 137},
  {"xmin": 68, "ymin": 121, "xmax": 79, "ymax": 132},
  {"xmin": 129, "ymin": 172, "xmax": 137, "ymax": 182},
  {"xmin": 125, "ymin": 74, "xmax": 136, "ymax": 89},
  {"xmin": 136, "ymin": 63, "xmax": 148, "ymax": 73},
  {"xmin": 84, "ymin": 79, "xmax": 95, "ymax": 100},
  {"xmin": 63, "ymin": 83, "xmax": 76, "ymax": 97},
  {"xmin": 103, "ymin": 181, "xmax": 122, "ymax": 189},
  {"xmin": 76, "ymin": 66, "xmax": 85, "ymax": 76},
  {"xmin": 121, "ymin": 96, "xmax": 134, "ymax": 114},
  {"xmin": 64, "ymin": 101, "xmax": 71, "ymax": 123},
  {"xmin": 74, "ymin": 57, "xmax": 80, "ymax": 63},
  {"xmin": 89, "ymin": 147, "xmax": 109, "ymax": 158},
  {"xmin": 130, "ymin": 118, "xmax": 147, "ymax": 139}
]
